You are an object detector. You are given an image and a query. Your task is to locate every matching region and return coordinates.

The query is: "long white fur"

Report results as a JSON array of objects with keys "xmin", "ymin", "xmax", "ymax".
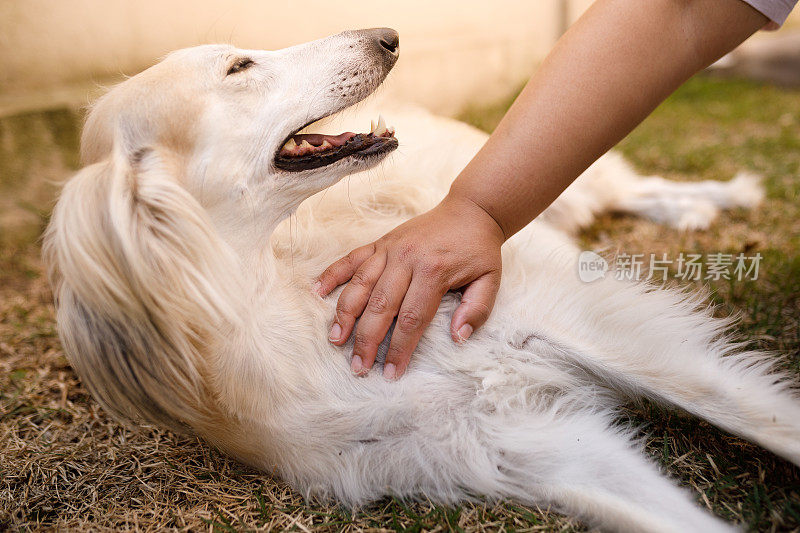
[{"xmin": 42, "ymin": 30, "xmax": 798, "ymax": 533}]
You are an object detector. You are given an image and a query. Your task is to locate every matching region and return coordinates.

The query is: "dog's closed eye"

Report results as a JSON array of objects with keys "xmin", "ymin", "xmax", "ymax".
[{"xmin": 227, "ymin": 58, "xmax": 254, "ymax": 75}]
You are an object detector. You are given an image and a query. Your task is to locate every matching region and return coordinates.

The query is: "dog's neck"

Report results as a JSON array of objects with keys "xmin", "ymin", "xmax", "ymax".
[
  {"xmin": 208, "ymin": 239, "xmax": 320, "ymax": 421},
  {"xmin": 209, "ymin": 197, "xmax": 300, "ymax": 266}
]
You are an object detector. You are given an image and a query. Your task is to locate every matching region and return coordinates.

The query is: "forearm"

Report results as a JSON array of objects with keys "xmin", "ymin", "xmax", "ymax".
[{"xmin": 447, "ymin": 0, "xmax": 767, "ymax": 239}]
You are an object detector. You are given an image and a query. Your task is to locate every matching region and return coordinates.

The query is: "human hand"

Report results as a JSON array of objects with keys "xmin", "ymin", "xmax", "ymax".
[{"xmin": 315, "ymin": 194, "xmax": 505, "ymax": 380}]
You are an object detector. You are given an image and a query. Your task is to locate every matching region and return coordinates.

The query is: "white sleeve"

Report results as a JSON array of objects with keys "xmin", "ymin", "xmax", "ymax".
[{"xmin": 739, "ymin": 0, "xmax": 797, "ymax": 27}]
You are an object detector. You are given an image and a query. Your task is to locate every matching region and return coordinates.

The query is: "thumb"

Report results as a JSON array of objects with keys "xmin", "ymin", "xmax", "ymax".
[
  {"xmin": 315, "ymin": 244, "xmax": 375, "ymax": 296},
  {"xmin": 450, "ymin": 272, "xmax": 500, "ymax": 343}
]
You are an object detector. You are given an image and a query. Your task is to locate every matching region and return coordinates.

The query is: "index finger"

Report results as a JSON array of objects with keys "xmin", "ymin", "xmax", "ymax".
[{"xmin": 315, "ymin": 243, "xmax": 376, "ymax": 296}]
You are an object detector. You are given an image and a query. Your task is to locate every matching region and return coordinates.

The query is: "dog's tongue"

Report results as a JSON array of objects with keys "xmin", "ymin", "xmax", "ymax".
[
  {"xmin": 280, "ymin": 132, "xmax": 357, "ymax": 157},
  {"xmin": 293, "ymin": 132, "xmax": 355, "ymax": 147}
]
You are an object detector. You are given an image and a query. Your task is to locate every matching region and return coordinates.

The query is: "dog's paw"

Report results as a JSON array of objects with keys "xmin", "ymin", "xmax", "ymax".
[
  {"xmin": 674, "ymin": 199, "xmax": 719, "ymax": 231},
  {"xmin": 726, "ymin": 171, "xmax": 765, "ymax": 208}
]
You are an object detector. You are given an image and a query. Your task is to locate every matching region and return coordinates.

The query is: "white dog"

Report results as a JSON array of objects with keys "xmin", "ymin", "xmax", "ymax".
[{"xmin": 43, "ymin": 29, "xmax": 799, "ymax": 532}]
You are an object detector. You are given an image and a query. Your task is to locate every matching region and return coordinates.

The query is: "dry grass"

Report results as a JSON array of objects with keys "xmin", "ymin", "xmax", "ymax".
[{"xmin": 2, "ymin": 74, "xmax": 800, "ymax": 531}]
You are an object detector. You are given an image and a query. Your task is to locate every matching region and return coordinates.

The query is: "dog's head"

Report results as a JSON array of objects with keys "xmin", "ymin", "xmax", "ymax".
[
  {"xmin": 82, "ymin": 28, "xmax": 399, "ymax": 238},
  {"xmin": 43, "ymin": 29, "xmax": 399, "ymax": 436}
]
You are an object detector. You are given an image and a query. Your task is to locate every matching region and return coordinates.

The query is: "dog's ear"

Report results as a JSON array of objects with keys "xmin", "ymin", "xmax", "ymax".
[{"xmin": 43, "ymin": 142, "xmax": 243, "ymax": 432}]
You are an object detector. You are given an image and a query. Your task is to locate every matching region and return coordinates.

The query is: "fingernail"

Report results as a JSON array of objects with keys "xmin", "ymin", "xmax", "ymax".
[
  {"xmin": 351, "ymin": 355, "xmax": 363, "ymax": 375},
  {"xmin": 329, "ymin": 323, "xmax": 342, "ymax": 342},
  {"xmin": 456, "ymin": 324, "xmax": 473, "ymax": 343},
  {"xmin": 383, "ymin": 362, "xmax": 397, "ymax": 381},
  {"xmin": 312, "ymin": 281, "xmax": 322, "ymax": 295}
]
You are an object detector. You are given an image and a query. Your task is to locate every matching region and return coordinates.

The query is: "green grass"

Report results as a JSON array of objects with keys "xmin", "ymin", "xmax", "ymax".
[
  {"xmin": 0, "ymin": 108, "xmax": 81, "ymax": 247},
  {"xmin": 598, "ymin": 76, "xmax": 800, "ymax": 362},
  {"xmin": 1, "ymin": 74, "xmax": 799, "ymax": 531}
]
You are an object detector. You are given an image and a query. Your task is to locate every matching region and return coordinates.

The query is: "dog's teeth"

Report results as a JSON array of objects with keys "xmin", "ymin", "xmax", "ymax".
[
  {"xmin": 374, "ymin": 115, "xmax": 387, "ymax": 136},
  {"xmin": 320, "ymin": 140, "xmax": 333, "ymax": 150},
  {"xmin": 370, "ymin": 119, "xmax": 376, "ymax": 133},
  {"xmin": 299, "ymin": 140, "xmax": 313, "ymax": 150},
  {"xmin": 282, "ymin": 138, "xmax": 297, "ymax": 151}
]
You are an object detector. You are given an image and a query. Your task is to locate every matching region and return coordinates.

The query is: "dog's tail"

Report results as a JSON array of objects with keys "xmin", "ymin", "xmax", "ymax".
[{"xmin": 43, "ymin": 142, "xmax": 242, "ymax": 432}]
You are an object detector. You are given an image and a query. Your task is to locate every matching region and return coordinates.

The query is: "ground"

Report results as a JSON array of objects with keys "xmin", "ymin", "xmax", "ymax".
[{"xmin": 1, "ymin": 74, "xmax": 799, "ymax": 531}]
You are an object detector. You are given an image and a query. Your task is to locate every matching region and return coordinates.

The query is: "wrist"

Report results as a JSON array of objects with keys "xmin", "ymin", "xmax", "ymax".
[{"xmin": 440, "ymin": 190, "xmax": 508, "ymax": 244}]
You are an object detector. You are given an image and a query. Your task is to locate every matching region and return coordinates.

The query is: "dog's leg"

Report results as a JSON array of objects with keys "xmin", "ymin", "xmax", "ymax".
[
  {"xmin": 539, "ymin": 151, "xmax": 763, "ymax": 232},
  {"xmin": 610, "ymin": 172, "xmax": 763, "ymax": 230},
  {"xmin": 277, "ymin": 396, "xmax": 731, "ymax": 531},
  {"xmin": 462, "ymin": 409, "xmax": 735, "ymax": 533},
  {"xmin": 583, "ymin": 340, "xmax": 800, "ymax": 467},
  {"xmin": 514, "ymin": 272, "xmax": 800, "ymax": 467}
]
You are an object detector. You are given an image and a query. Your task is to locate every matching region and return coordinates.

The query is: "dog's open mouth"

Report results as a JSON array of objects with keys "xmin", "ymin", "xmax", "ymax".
[{"xmin": 275, "ymin": 115, "xmax": 398, "ymax": 172}]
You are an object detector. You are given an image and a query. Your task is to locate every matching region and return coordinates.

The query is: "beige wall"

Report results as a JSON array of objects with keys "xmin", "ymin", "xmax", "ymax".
[
  {"xmin": 1, "ymin": 1, "xmax": 798, "ymax": 116},
  {"xmin": 0, "ymin": 0, "xmax": 570, "ymax": 115}
]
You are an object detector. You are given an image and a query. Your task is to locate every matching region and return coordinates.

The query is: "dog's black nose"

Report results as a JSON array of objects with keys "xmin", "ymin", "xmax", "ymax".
[
  {"xmin": 376, "ymin": 28, "xmax": 399, "ymax": 55},
  {"xmin": 361, "ymin": 28, "xmax": 399, "ymax": 73},
  {"xmin": 365, "ymin": 28, "xmax": 399, "ymax": 56}
]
